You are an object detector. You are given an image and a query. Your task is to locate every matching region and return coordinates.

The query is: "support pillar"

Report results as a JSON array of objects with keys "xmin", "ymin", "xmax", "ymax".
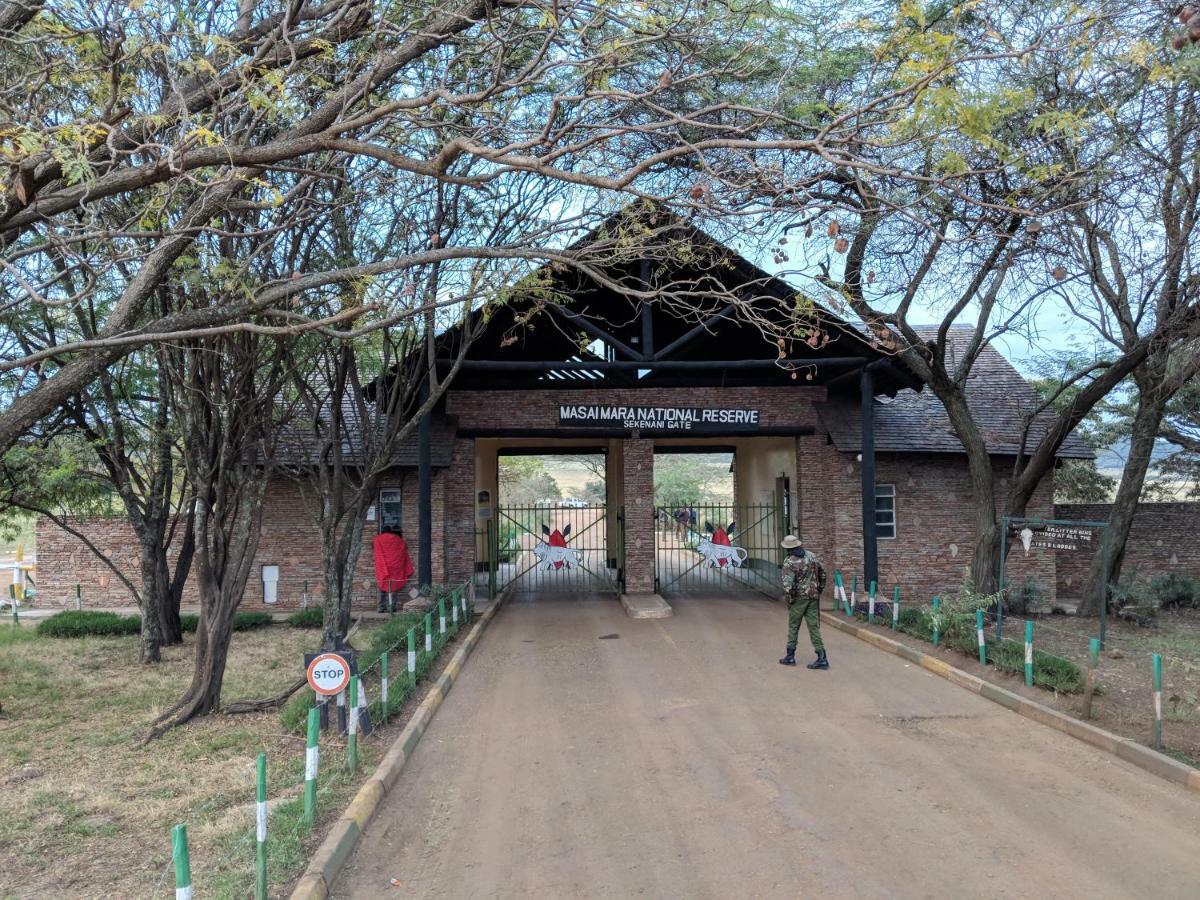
[
  {"xmin": 618, "ymin": 436, "xmax": 670, "ymax": 617},
  {"xmin": 418, "ymin": 389, "xmax": 433, "ymax": 587},
  {"xmin": 860, "ymin": 366, "xmax": 878, "ymax": 587}
]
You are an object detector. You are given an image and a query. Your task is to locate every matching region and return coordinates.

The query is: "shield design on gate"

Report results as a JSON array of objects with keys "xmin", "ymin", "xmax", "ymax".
[
  {"xmin": 696, "ymin": 522, "xmax": 748, "ymax": 568},
  {"xmin": 535, "ymin": 522, "xmax": 576, "ymax": 570}
]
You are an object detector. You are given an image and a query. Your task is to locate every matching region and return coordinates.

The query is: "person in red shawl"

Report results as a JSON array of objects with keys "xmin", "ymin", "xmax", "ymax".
[{"xmin": 373, "ymin": 527, "xmax": 414, "ymax": 613}]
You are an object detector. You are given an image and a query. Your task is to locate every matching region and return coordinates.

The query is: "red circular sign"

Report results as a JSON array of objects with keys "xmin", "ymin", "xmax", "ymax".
[{"xmin": 306, "ymin": 652, "xmax": 351, "ymax": 696}]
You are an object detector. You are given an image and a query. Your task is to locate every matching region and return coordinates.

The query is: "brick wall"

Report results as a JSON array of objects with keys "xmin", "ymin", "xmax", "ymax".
[
  {"xmin": 812, "ymin": 449, "xmax": 1057, "ymax": 603},
  {"xmin": 1054, "ymin": 502, "xmax": 1200, "ymax": 599},
  {"xmin": 622, "ymin": 438, "xmax": 655, "ymax": 594},
  {"xmin": 35, "ymin": 466, "xmax": 461, "ymax": 610}
]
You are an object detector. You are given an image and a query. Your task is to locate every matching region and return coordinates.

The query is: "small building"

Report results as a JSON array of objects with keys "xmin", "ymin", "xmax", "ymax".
[{"xmin": 38, "ymin": 211, "xmax": 1106, "ymax": 611}]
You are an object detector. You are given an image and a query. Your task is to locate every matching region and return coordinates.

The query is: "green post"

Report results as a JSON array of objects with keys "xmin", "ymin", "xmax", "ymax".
[
  {"xmin": 424, "ymin": 612, "xmax": 433, "ymax": 653},
  {"xmin": 891, "ymin": 586, "xmax": 900, "ymax": 630},
  {"xmin": 1152, "ymin": 654, "xmax": 1163, "ymax": 750},
  {"xmin": 407, "ymin": 626, "xmax": 417, "ymax": 686},
  {"xmin": 438, "ymin": 597, "xmax": 446, "ymax": 635},
  {"xmin": 303, "ymin": 707, "xmax": 319, "ymax": 828},
  {"xmin": 868, "ymin": 580, "xmax": 877, "ymax": 624},
  {"xmin": 851, "ymin": 575, "xmax": 858, "ymax": 613},
  {"xmin": 931, "ymin": 596, "xmax": 941, "ymax": 647},
  {"xmin": 9, "ymin": 584, "xmax": 16, "ymax": 623},
  {"xmin": 451, "ymin": 591, "xmax": 459, "ymax": 629},
  {"xmin": 172, "ymin": 823, "xmax": 192, "ymax": 900},
  {"xmin": 1082, "ymin": 638, "xmax": 1100, "ymax": 720},
  {"xmin": 348, "ymin": 675, "xmax": 359, "ymax": 772},
  {"xmin": 380, "ymin": 651, "xmax": 389, "ymax": 722},
  {"xmin": 255, "ymin": 752, "xmax": 267, "ymax": 900},
  {"xmin": 1024, "ymin": 620, "xmax": 1034, "ymax": 687},
  {"xmin": 976, "ymin": 609, "xmax": 986, "ymax": 664}
]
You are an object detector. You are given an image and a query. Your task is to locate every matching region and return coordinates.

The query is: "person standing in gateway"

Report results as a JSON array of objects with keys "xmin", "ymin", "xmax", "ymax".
[{"xmin": 779, "ymin": 534, "xmax": 828, "ymax": 669}]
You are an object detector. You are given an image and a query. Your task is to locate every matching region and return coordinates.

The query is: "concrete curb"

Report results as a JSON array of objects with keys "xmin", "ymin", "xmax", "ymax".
[
  {"xmin": 289, "ymin": 593, "xmax": 507, "ymax": 900},
  {"xmin": 821, "ymin": 611, "xmax": 1200, "ymax": 794},
  {"xmin": 620, "ymin": 592, "xmax": 673, "ymax": 619}
]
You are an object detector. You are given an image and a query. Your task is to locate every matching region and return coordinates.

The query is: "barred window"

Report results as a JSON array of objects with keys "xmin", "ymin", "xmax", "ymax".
[
  {"xmin": 875, "ymin": 484, "xmax": 896, "ymax": 539},
  {"xmin": 379, "ymin": 489, "xmax": 403, "ymax": 531}
]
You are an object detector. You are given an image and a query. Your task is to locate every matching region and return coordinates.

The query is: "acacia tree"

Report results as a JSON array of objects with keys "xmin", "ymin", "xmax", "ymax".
[
  {"xmin": 1, "ymin": 0, "xmax": 1115, "ymax": 456},
  {"xmin": 708, "ymin": 3, "xmax": 1198, "ymax": 594},
  {"xmin": 150, "ymin": 330, "xmax": 290, "ymax": 735}
]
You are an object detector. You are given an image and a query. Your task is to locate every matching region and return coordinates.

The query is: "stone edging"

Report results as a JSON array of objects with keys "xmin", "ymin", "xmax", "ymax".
[
  {"xmin": 821, "ymin": 611, "xmax": 1200, "ymax": 794},
  {"xmin": 290, "ymin": 593, "xmax": 506, "ymax": 900}
]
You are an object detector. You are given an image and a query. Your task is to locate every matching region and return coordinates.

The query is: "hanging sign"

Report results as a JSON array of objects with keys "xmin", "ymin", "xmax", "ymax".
[{"xmin": 558, "ymin": 405, "xmax": 759, "ymax": 433}]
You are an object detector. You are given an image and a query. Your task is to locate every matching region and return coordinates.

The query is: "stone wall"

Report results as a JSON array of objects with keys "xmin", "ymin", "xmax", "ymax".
[{"xmin": 1054, "ymin": 502, "xmax": 1200, "ymax": 600}]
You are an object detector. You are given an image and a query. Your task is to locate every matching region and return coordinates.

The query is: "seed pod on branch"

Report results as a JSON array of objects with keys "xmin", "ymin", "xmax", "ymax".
[
  {"xmin": 1052, "ymin": 266, "xmax": 1068, "ymax": 281},
  {"xmin": 827, "ymin": 220, "xmax": 839, "ymax": 237},
  {"xmin": 834, "ymin": 237, "xmax": 849, "ymax": 254}
]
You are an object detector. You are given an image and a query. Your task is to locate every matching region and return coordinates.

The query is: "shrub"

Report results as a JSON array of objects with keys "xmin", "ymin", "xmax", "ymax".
[
  {"xmin": 37, "ymin": 611, "xmax": 141, "ymax": 638},
  {"xmin": 897, "ymin": 607, "xmax": 934, "ymax": 642},
  {"xmin": 1147, "ymin": 573, "xmax": 1199, "ymax": 610},
  {"xmin": 233, "ymin": 611, "xmax": 273, "ymax": 630},
  {"xmin": 1005, "ymin": 576, "xmax": 1044, "ymax": 617},
  {"xmin": 285, "ymin": 607, "xmax": 323, "ymax": 628},
  {"xmin": 180, "ymin": 614, "xmax": 199, "ymax": 633},
  {"xmin": 280, "ymin": 688, "xmax": 316, "ymax": 733},
  {"xmin": 360, "ymin": 611, "xmax": 424, "ymax": 671}
]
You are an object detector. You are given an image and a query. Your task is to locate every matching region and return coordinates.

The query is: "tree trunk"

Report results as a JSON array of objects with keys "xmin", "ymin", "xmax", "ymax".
[
  {"xmin": 1079, "ymin": 391, "xmax": 1167, "ymax": 615},
  {"xmin": 320, "ymin": 517, "xmax": 365, "ymax": 647},
  {"xmin": 939, "ymin": 387, "xmax": 1002, "ymax": 593}
]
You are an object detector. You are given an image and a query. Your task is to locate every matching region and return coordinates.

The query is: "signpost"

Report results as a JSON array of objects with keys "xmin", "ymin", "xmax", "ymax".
[{"xmin": 1000, "ymin": 516, "xmax": 1109, "ymax": 648}]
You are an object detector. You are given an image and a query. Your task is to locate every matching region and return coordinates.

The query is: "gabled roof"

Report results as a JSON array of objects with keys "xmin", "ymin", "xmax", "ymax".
[
  {"xmin": 429, "ymin": 204, "xmax": 920, "ymax": 394},
  {"xmin": 816, "ymin": 328, "xmax": 1094, "ymax": 459}
]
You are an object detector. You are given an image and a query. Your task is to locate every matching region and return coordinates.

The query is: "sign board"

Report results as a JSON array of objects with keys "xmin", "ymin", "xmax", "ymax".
[
  {"xmin": 305, "ymin": 652, "xmax": 352, "ymax": 696},
  {"xmin": 558, "ymin": 404, "xmax": 759, "ymax": 433},
  {"xmin": 1011, "ymin": 523, "xmax": 1095, "ymax": 554},
  {"xmin": 261, "ymin": 564, "xmax": 280, "ymax": 604}
]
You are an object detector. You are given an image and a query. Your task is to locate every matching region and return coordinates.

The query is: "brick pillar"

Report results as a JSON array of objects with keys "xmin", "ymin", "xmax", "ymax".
[{"xmin": 621, "ymin": 437, "xmax": 655, "ymax": 594}]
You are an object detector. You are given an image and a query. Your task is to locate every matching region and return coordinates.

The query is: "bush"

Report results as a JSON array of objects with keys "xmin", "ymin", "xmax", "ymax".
[
  {"xmin": 180, "ymin": 614, "xmax": 199, "ymax": 633},
  {"xmin": 285, "ymin": 607, "xmax": 323, "ymax": 628},
  {"xmin": 1005, "ymin": 576, "xmax": 1044, "ymax": 617},
  {"xmin": 1147, "ymin": 573, "xmax": 1199, "ymax": 610},
  {"xmin": 360, "ymin": 611, "xmax": 424, "ymax": 671},
  {"xmin": 37, "ymin": 610, "xmax": 141, "ymax": 638},
  {"xmin": 233, "ymin": 611, "xmax": 273, "ymax": 630},
  {"xmin": 897, "ymin": 607, "xmax": 934, "ymax": 642}
]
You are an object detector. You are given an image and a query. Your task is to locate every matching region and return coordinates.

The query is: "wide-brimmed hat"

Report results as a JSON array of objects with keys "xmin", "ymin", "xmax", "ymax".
[{"xmin": 781, "ymin": 535, "xmax": 802, "ymax": 549}]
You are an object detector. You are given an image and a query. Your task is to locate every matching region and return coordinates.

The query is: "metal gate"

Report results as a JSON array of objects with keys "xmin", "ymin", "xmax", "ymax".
[
  {"xmin": 493, "ymin": 504, "xmax": 622, "ymax": 595},
  {"xmin": 654, "ymin": 503, "xmax": 782, "ymax": 595}
]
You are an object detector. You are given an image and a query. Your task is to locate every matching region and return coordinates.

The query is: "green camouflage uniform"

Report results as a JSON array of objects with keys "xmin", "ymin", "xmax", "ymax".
[{"xmin": 782, "ymin": 550, "xmax": 824, "ymax": 653}]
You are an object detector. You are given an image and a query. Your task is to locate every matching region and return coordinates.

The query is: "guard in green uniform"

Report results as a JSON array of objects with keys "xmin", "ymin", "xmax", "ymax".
[{"xmin": 779, "ymin": 534, "xmax": 828, "ymax": 669}]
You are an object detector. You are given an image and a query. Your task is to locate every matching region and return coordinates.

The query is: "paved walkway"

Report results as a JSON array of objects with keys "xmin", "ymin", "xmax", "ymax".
[{"xmin": 334, "ymin": 593, "xmax": 1200, "ymax": 899}]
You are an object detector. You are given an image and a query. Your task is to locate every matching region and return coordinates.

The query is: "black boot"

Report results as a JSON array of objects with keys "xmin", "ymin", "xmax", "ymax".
[
  {"xmin": 779, "ymin": 647, "xmax": 796, "ymax": 666},
  {"xmin": 807, "ymin": 649, "xmax": 829, "ymax": 670}
]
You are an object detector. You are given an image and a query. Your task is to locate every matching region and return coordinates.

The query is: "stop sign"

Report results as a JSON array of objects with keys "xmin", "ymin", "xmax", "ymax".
[{"xmin": 306, "ymin": 652, "xmax": 351, "ymax": 696}]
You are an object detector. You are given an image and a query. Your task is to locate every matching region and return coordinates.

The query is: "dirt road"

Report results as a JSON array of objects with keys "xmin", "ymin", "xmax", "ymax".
[{"xmin": 334, "ymin": 593, "xmax": 1200, "ymax": 899}]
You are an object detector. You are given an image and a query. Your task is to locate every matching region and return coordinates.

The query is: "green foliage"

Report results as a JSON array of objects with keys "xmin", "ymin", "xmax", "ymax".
[
  {"xmin": 987, "ymin": 639, "xmax": 1085, "ymax": 694},
  {"xmin": 653, "ymin": 454, "xmax": 733, "ymax": 506},
  {"xmin": 498, "ymin": 456, "xmax": 561, "ymax": 505},
  {"xmin": 897, "ymin": 607, "xmax": 934, "ymax": 641},
  {"xmin": 1006, "ymin": 576, "xmax": 1045, "ymax": 617},
  {"xmin": 285, "ymin": 607, "xmax": 324, "ymax": 628},
  {"xmin": 37, "ymin": 611, "xmax": 140, "ymax": 638},
  {"xmin": 928, "ymin": 571, "xmax": 1000, "ymax": 651},
  {"xmin": 39, "ymin": 609, "xmax": 273, "ymax": 638},
  {"xmin": 1148, "ymin": 573, "xmax": 1199, "ymax": 610},
  {"xmin": 359, "ymin": 611, "xmax": 425, "ymax": 671}
]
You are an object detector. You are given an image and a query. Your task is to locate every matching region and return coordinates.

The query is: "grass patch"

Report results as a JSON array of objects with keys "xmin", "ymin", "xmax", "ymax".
[{"xmin": 987, "ymin": 638, "xmax": 1085, "ymax": 693}]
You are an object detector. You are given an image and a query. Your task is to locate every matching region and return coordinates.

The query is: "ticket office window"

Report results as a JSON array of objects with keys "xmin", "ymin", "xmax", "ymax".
[
  {"xmin": 875, "ymin": 484, "xmax": 896, "ymax": 539},
  {"xmin": 379, "ymin": 489, "xmax": 403, "ymax": 532}
]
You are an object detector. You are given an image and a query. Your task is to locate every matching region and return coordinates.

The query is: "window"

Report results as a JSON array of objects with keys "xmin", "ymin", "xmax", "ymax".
[
  {"xmin": 379, "ymin": 489, "xmax": 402, "ymax": 532},
  {"xmin": 875, "ymin": 484, "xmax": 896, "ymax": 539}
]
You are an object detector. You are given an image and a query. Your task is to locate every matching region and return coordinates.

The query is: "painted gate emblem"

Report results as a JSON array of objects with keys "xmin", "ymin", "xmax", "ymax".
[
  {"xmin": 534, "ymin": 522, "xmax": 583, "ymax": 570},
  {"xmin": 696, "ymin": 521, "xmax": 748, "ymax": 568}
]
